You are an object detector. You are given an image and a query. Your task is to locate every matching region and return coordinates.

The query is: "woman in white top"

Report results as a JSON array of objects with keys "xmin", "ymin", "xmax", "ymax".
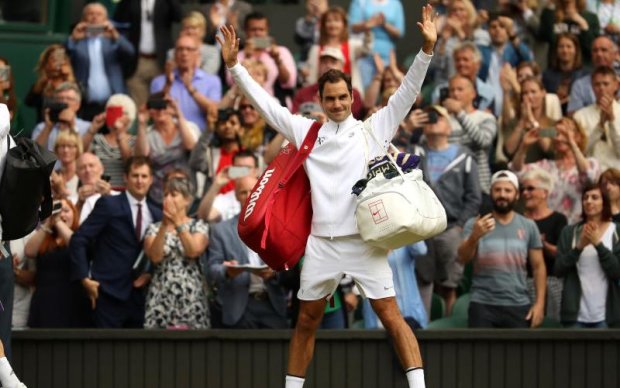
[
  {"xmin": 556, "ymin": 183, "xmax": 620, "ymax": 328},
  {"xmin": 50, "ymin": 130, "xmax": 83, "ymax": 200}
]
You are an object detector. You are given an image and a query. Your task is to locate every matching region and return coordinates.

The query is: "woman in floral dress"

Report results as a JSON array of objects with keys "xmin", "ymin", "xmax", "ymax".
[{"xmin": 144, "ymin": 177, "xmax": 210, "ymax": 329}]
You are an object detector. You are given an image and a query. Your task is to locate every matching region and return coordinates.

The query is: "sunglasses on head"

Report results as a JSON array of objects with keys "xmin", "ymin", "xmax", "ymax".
[{"xmin": 520, "ymin": 186, "xmax": 539, "ymax": 192}]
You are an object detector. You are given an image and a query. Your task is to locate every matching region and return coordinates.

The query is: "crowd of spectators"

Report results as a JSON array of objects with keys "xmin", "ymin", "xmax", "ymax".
[{"xmin": 4, "ymin": 0, "xmax": 620, "ymax": 332}]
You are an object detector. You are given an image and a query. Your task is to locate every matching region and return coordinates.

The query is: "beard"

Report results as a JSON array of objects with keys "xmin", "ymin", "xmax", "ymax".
[{"xmin": 492, "ymin": 197, "xmax": 516, "ymax": 214}]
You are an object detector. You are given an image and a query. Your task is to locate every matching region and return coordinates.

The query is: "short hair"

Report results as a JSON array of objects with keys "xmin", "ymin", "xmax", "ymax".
[
  {"xmin": 318, "ymin": 69, "xmax": 352, "ymax": 99},
  {"xmin": 54, "ymin": 130, "xmax": 83, "ymax": 156},
  {"xmin": 581, "ymin": 182, "xmax": 612, "ymax": 222},
  {"xmin": 453, "ymin": 41, "xmax": 482, "ymax": 63},
  {"xmin": 106, "ymin": 94, "xmax": 137, "ymax": 125},
  {"xmin": 516, "ymin": 61, "xmax": 541, "ymax": 78},
  {"xmin": 54, "ymin": 82, "xmax": 82, "ymax": 102},
  {"xmin": 182, "ymin": 10, "xmax": 207, "ymax": 30},
  {"xmin": 164, "ymin": 168, "xmax": 191, "ymax": 185},
  {"xmin": 244, "ymin": 11, "xmax": 268, "ymax": 30},
  {"xmin": 449, "ymin": 74, "xmax": 475, "ymax": 89},
  {"xmin": 233, "ymin": 149, "xmax": 259, "ymax": 167},
  {"xmin": 591, "ymin": 65, "xmax": 617, "ymax": 80},
  {"xmin": 124, "ymin": 155, "xmax": 152, "ymax": 175},
  {"xmin": 551, "ymin": 33, "xmax": 583, "ymax": 71},
  {"xmin": 521, "ymin": 167, "xmax": 555, "ymax": 193},
  {"xmin": 164, "ymin": 176, "xmax": 194, "ymax": 200},
  {"xmin": 599, "ymin": 168, "xmax": 620, "ymax": 185}
]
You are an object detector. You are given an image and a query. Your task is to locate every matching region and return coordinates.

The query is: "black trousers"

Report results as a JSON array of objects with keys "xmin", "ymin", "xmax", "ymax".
[{"xmin": 0, "ymin": 243, "xmax": 14, "ymax": 360}]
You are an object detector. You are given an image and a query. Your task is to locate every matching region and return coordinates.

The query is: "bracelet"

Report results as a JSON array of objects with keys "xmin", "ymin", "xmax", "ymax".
[{"xmin": 175, "ymin": 223, "xmax": 190, "ymax": 234}]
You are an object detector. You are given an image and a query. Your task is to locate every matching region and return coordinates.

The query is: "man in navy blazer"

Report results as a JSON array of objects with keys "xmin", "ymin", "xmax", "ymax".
[
  {"xmin": 206, "ymin": 176, "xmax": 288, "ymax": 329},
  {"xmin": 70, "ymin": 156, "xmax": 162, "ymax": 328},
  {"xmin": 67, "ymin": 3, "xmax": 135, "ymax": 120}
]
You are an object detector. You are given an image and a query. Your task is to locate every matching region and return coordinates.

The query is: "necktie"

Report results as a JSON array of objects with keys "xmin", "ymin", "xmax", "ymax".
[{"xmin": 135, "ymin": 203, "xmax": 143, "ymax": 241}]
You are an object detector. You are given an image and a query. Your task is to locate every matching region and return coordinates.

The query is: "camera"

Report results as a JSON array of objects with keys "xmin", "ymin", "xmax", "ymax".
[
  {"xmin": 45, "ymin": 101, "xmax": 69, "ymax": 123},
  {"xmin": 146, "ymin": 98, "xmax": 167, "ymax": 110},
  {"xmin": 427, "ymin": 110, "xmax": 439, "ymax": 124},
  {"xmin": 439, "ymin": 87, "xmax": 449, "ymax": 103},
  {"xmin": 101, "ymin": 174, "xmax": 111, "ymax": 183},
  {"xmin": 251, "ymin": 37, "xmax": 272, "ymax": 50},
  {"xmin": 86, "ymin": 24, "xmax": 106, "ymax": 36}
]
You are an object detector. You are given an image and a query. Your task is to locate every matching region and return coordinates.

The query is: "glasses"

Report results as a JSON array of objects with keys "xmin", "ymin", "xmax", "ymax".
[
  {"xmin": 521, "ymin": 186, "xmax": 539, "ymax": 192},
  {"xmin": 239, "ymin": 104, "xmax": 255, "ymax": 111},
  {"xmin": 176, "ymin": 46, "xmax": 198, "ymax": 52},
  {"xmin": 57, "ymin": 144, "xmax": 77, "ymax": 149}
]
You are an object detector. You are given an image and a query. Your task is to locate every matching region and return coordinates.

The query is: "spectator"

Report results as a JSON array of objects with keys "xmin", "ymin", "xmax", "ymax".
[
  {"xmin": 511, "ymin": 117, "xmax": 601, "ymax": 224},
  {"xmin": 204, "ymin": 0, "xmax": 253, "ymax": 45},
  {"xmin": 151, "ymin": 34, "xmax": 222, "ymax": 132},
  {"xmin": 542, "ymin": 33, "xmax": 587, "ymax": 112},
  {"xmin": 113, "ymin": 0, "xmax": 182, "ymax": 107},
  {"xmin": 31, "ymin": 82, "xmax": 93, "ymax": 151},
  {"xmin": 586, "ymin": 0, "xmax": 620, "ymax": 37},
  {"xmin": 70, "ymin": 156, "xmax": 163, "ymax": 328},
  {"xmin": 573, "ymin": 66, "xmax": 620, "ymax": 170},
  {"xmin": 521, "ymin": 167, "xmax": 568, "ymax": 321},
  {"xmin": 413, "ymin": 105, "xmax": 481, "ymax": 315},
  {"xmin": 363, "ymin": 243, "xmax": 429, "ymax": 329},
  {"xmin": 73, "ymin": 152, "xmax": 117, "ymax": 224},
  {"xmin": 479, "ymin": 14, "xmax": 534, "ymax": 116},
  {"xmin": 428, "ymin": 0, "xmax": 490, "ymax": 86},
  {"xmin": 227, "ymin": 11, "xmax": 297, "ymax": 104},
  {"xmin": 190, "ymin": 108, "xmax": 243, "ymax": 199},
  {"xmin": 599, "ymin": 168, "xmax": 620, "ymax": 222},
  {"xmin": 567, "ymin": 35, "xmax": 618, "ymax": 113},
  {"xmin": 143, "ymin": 177, "xmax": 210, "ymax": 329},
  {"xmin": 83, "ymin": 94, "xmax": 137, "ymax": 187},
  {"xmin": 237, "ymin": 96, "xmax": 278, "ymax": 156},
  {"xmin": 24, "ymin": 44, "xmax": 76, "ymax": 123},
  {"xmin": 197, "ymin": 149, "xmax": 258, "ymax": 223},
  {"xmin": 431, "ymin": 42, "xmax": 495, "ymax": 113},
  {"xmin": 303, "ymin": 6, "xmax": 368, "ymax": 96},
  {"xmin": 0, "ymin": 57, "xmax": 18, "ymax": 123},
  {"xmin": 207, "ymin": 175, "xmax": 288, "ymax": 329},
  {"xmin": 538, "ymin": 0, "xmax": 600, "ymax": 65},
  {"xmin": 555, "ymin": 183, "xmax": 620, "ymax": 328},
  {"xmin": 363, "ymin": 51, "xmax": 404, "ymax": 112},
  {"xmin": 501, "ymin": 76, "xmax": 556, "ymax": 164},
  {"xmin": 294, "ymin": 47, "xmax": 365, "ymax": 120},
  {"xmin": 50, "ymin": 130, "xmax": 83, "ymax": 200},
  {"xmin": 442, "ymin": 74, "xmax": 497, "ymax": 195},
  {"xmin": 295, "ymin": 0, "xmax": 329, "ymax": 62},
  {"xmin": 24, "ymin": 199, "xmax": 92, "ymax": 328},
  {"xmin": 349, "ymin": 0, "xmax": 404, "ymax": 89},
  {"xmin": 219, "ymin": 58, "xmax": 273, "ymax": 114},
  {"xmin": 167, "ymin": 11, "xmax": 221, "ymax": 76},
  {"xmin": 458, "ymin": 170, "xmax": 546, "ymax": 328},
  {"xmin": 66, "ymin": 2, "xmax": 135, "ymax": 120},
  {"xmin": 495, "ymin": 0, "xmax": 541, "ymax": 50},
  {"xmin": 135, "ymin": 94, "xmax": 199, "ymax": 205}
]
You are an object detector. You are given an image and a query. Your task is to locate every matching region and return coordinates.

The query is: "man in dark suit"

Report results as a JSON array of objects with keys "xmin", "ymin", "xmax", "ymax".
[
  {"xmin": 67, "ymin": 2, "xmax": 135, "ymax": 120},
  {"xmin": 206, "ymin": 176, "xmax": 288, "ymax": 329},
  {"xmin": 70, "ymin": 156, "xmax": 162, "ymax": 328},
  {"xmin": 113, "ymin": 0, "xmax": 182, "ymax": 107}
]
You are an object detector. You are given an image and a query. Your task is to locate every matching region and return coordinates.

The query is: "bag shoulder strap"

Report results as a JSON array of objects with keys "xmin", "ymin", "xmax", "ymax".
[{"xmin": 279, "ymin": 121, "xmax": 322, "ymax": 186}]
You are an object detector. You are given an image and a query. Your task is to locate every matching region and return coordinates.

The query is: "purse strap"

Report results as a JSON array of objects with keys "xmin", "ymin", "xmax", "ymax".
[{"xmin": 362, "ymin": 120, "xmax": 407, "ymax": 181}]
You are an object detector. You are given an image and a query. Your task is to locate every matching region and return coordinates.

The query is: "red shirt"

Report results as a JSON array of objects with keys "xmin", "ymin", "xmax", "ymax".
[{"xmin": 216, "ymin": 148, "xmax": 236, "ymax": 194}]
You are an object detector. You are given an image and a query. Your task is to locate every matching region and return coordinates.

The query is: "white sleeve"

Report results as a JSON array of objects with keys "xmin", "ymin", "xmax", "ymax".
[
  {"xmin": 229, "ymin": 63, "xmax": 315, "ymax": 148},
  {"xmin": 370, "ymin": 50, "xmax": 432, "ymax": 144}
]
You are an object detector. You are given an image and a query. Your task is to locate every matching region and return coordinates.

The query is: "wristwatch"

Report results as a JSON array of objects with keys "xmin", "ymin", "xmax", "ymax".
[{"xmin": 176, "ymin": 223, "xmax": 190, "ymax": 234}]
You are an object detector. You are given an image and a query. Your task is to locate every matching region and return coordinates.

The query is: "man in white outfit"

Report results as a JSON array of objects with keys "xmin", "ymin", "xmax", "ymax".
[{"xmin": 218, "ymin": 5, "xmax": 437, "ymax": 388}]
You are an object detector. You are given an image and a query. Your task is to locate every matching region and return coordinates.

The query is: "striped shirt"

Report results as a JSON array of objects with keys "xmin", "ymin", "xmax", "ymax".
[{"xmin": 90, "ymin": 134, "xmax": 136, "ymax": 188}]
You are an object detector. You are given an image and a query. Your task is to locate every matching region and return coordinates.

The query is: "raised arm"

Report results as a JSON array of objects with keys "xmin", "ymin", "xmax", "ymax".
[{"xmin": 217, "ymin": 25, "xmax": 312, "ymax": 147}]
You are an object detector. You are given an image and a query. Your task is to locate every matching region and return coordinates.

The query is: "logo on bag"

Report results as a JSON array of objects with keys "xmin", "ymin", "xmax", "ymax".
[
  {"xmin": 368, "ymin": 200, "xmax": 388, "ymax": 224},
  {"xmin": 244, "ymin": 168, "xmax": 275, "ymax": 221}
]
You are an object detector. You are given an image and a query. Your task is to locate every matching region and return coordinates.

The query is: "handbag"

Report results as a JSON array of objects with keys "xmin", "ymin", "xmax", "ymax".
[
  {"xmin": 237, "ymin": 121, "xmax": 322, "ymax": 271},
  {"xmin": 0, "ymin": 136, "xmax": 57, "ymax": 240},
  {"xmin": 354, "ymin": 121, "xmax": 447, "ymax": 250}
]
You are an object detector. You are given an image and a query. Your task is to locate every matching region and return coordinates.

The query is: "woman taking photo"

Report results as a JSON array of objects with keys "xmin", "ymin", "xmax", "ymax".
[
  {"xmin": 143, "ymin": 178, "xmax": 210, "ymax": 329},
  {"xmin": 24, "ymin": 199, "xmax": 92, "ymax": 327},
  {"xmin": 555, "ymin": 183, "xmax": 620, "ymax": 328}
]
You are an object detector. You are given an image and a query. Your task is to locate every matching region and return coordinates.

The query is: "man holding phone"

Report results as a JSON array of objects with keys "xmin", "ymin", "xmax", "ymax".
[
  {"xmin": 72, "ymin": 153, "xmax": 119, "ymax": 224},
  {"xmin": 67, "ymin": 3, "xmax": 135, "ymax": 121}
]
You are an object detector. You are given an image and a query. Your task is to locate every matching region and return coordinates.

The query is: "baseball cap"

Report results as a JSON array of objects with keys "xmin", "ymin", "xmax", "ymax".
[
  {"xmin": 491, "ymin": 170, "xmax": 519, "ymax": 190},
  {"xmin": 320, "ymin": 47, "xmax": 345, "ymax": 63},
  {"xmin": 427, "ymin": 105, "xmax": 450, "ymax": 121}
]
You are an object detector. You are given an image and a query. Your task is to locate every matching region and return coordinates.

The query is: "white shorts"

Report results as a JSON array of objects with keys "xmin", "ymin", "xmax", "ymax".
[{"xmin": 298, "ymin": 234, "xmax": 395, "ymax": 301}]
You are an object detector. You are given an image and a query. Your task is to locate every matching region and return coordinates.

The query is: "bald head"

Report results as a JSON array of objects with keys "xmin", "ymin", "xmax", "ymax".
[
  {"xmin": 83, "ymin": 3, "xmax": 108, "ymax": 24},
  {"xmin": 77, "ymin": 152, "xmax": 104, "ymax": 185},
  {"xmin": 235, "ymin": 176, "xmax": 258, "ymax": 205},
  {"xmin": 592, "ymin": 36, "xmax": 618, "ymax": 67}
]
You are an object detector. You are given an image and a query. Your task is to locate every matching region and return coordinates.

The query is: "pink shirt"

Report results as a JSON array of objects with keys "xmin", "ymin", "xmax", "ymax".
[{"xmin": 226, "ymin": 46, "xmax": 297, "ymax": 95}]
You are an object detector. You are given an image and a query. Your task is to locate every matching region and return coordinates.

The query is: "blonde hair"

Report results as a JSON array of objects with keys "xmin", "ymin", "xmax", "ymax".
[
  {"xmin": 521, "ymin": 167, "xmax": 555, "ymax": 193},
  {"xmin": 183, "ymin": 10, "xmax": 207, "ymax": 30},
  {"xmin": 54, "ymin": 130, "xmax": 83, "ymax": 156},
  {"xmin": 450, "ymin": 0, "xmax": 478, "ymax": 29}
]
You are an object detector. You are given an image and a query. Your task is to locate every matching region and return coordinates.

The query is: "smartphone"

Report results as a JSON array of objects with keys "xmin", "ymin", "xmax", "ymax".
[
  {"xmin": 106, "ymin": 105, "xmax": 124, "ymax": 128},
  {"xmin": 0, "ymin": 66, "xmax": 11, "ymax": 82},
  {"xmin": 228, "ymin": 166, "xmax": 251, "ymax": 179},
  {"xmin": 439, "ymin": 87, "xmax": 449, "ymax": 102},
  {"xmin": 52, "ymin": 200, "xmax": 62, "ymax": 215},
  {"xmin": 101, "ymin": 174, "xmax": 111, "ymax": 183},
  {"xmin": 252, "ymin": 36, "xmax": 272, "ymax": 49},
  {"xmin": 427, "ymin": 110, "xmax": 439, "ymax": 124},
  {"xmin": 539, "ymin": 128, "xmax": 557, "ymax": 138},
  {"xmin": 46, "ymin": 101, "xmax": 68, "ymax": 123},
  {"xmin": 87, "ymin": 24, "xmax": 106, "ymax": 36},
  {"xmin": 146, "ymin": 98, "xmax": 167, "ymax": 110}
]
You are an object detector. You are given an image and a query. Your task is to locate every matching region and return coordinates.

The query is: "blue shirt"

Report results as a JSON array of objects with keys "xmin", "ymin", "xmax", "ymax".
[
  {"xmin": 426, "ymin": 144, "xmax": 458, "ymax": 184},
  {"xmin": 31, "ymin": 118, "xmax": 92, "ymax": 151},
  {"xmin": 87, "ymin": 37, "xmax": 112, "ymax": 102},
  {"xmin": 348, "ymin": 0, "xmax": 405, "ymax": 62},
  {"xmin": 150, "ymin": 68, "xmax": 222, "ymax": 131}
]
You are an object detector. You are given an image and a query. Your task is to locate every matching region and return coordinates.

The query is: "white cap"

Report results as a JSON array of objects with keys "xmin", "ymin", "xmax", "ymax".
[
  {"xmin": 491, "ymin": 170, "xmax": 519, "ymax": 190},
  {"xmin": 320, "ymin": 47, "xmax": 345, "ymax": 63}
]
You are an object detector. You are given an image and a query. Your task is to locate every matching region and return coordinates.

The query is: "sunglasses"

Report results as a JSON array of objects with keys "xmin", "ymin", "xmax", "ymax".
[
  {"xmin": 520, "ymin": 186, "xmax": 539, "ymax": 192},
  {"xmin": 239, "ymin": 104, "xmax": 255, "ymax": 111}
]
